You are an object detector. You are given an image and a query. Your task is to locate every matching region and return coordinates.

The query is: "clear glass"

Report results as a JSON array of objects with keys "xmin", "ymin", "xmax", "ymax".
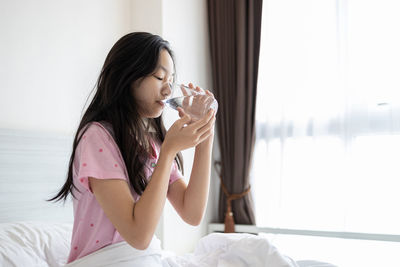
[{"xmin": 162, "ymin": 83, "xmax": 218, "ymax": 121}]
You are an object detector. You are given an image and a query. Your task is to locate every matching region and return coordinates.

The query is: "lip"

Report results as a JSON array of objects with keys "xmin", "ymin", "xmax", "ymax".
[{"xmin": 157, "ymin": 101, "xmax": 165, "ymax": 107}]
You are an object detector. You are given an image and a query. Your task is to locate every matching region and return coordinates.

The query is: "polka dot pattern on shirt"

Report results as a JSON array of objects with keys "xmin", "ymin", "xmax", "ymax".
[{"xmin": 68, "ymin": 122, "xmax": 184, "ymax": 264}]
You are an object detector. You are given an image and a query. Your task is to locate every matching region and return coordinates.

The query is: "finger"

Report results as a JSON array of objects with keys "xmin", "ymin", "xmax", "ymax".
[
  {"xmin": 195, "ymin": 86, "xmax": 203, "ymax": 94},
  {"xmin": 203, "ymin": 95, "xmax": 214, "ymax": 108},
  {"xmin": 196, "ymin": 114, "xmax": 216, "ymax": 136},
  {"xmin": 175, "ymin": 113, "xmax": 191, "ymax": 128},
  {"xmin": 188, "ymin": 109, "xmax": 214, "ymax": 131},
  {"xmin": 197, "ymin": 127, "xmax": 214, "ymax": 144},
  {"xmin": 205, "ymin": 90, "xmax": 214, "ymax": 97},
  {"xmin": 194, "ymin": 109, "xmax": 214, "ymax": 128},
  {"xmin": 181, "ymin": 84, "xmax": 189, "ymax": 97},
  {"xmin": 177, "ymin": 107, "xmax": 186, "ymax": 118}
]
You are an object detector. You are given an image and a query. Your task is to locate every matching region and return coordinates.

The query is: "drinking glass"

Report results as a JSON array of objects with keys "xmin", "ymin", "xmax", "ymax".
[{"xmin": 162, "ymin": 83, "xmax": 218, "ymax": 121}]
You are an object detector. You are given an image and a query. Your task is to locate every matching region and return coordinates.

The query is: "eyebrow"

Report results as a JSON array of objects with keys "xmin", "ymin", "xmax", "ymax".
[{"xmin": 158, "ymin": 65, "xmax": 175, "ymax": 76}]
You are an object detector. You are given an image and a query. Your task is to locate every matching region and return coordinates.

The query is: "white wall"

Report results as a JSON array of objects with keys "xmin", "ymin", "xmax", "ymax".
[
  {"xmin": 0, "ymin": 0, "xmax": 132, "ymax": 135},
  {"xmin": 131, "ymin": 0, "xmax": 162, "ymax": 36},
  {"xmin": 0, "ymin": 0, "xmax": 219, "ymax": 255}
]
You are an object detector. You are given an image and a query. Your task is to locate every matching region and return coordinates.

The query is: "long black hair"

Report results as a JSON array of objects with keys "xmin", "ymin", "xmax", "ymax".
[{"xmin": 49, "ymin": 32, "xmax": 184, "ymax": 202}]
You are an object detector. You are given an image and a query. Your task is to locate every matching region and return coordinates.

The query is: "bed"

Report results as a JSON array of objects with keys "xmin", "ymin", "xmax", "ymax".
[
  {"xmin": 0, "ymin": 127, "xmax": 73, "ymax": 266},
  {"xmin": 0, "ymin": 128, "xmax": 337, "ymax": 267}
]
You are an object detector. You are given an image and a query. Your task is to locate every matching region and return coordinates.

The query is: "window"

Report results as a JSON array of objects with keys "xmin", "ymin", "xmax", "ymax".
[{"xmin": 252, "ymin": 0, "xmax": 400, "ymax": 265}]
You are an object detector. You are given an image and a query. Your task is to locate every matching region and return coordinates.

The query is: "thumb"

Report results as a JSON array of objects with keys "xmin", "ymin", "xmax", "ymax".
[{"xmin": 177, "ymin": 107, "xmax": 186, "ymax": 118}]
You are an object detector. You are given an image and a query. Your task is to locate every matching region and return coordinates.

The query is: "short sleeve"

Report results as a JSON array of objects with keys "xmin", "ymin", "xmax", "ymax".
[
  {"xmin": 169, "ymin": 160, "xmax": 184, "ymax": 185},
  {"xmin": 75, "ymin": 123, "xmax": 128, "ymax": 192}
]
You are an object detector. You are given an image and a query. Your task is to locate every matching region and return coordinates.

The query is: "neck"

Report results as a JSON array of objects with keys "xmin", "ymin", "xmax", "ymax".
[{"xmin": 141, "ymin": 117, "xmax": 156, "ymax": 133}]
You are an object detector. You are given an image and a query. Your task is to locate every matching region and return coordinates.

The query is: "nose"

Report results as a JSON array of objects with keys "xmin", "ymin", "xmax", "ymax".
[{"xmin": 162, "ymin": 83, "xmax": 172, "ymax": 98}]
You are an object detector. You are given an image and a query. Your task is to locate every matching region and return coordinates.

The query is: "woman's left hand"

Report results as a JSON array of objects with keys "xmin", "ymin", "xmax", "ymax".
[
  {"xmin": 177, "ymin": 83, "xmax": 216, "ymax": 147},
  {"xmin": 177, "ymin": 83, "xmax": 215, "ymax": 118}
]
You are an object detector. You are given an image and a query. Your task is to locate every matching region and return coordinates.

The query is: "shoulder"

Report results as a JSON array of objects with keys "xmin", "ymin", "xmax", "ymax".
[
  {"xmin": 81, "ymin": 121, "xmax": 114, "ymax": 141},
  {"xmin": 75, "ymin": 122, "xmax": 127, "ymax": 172},
  {"xmin": 76, "ymin": 121, "xmax": 119, "ymax": 154}
]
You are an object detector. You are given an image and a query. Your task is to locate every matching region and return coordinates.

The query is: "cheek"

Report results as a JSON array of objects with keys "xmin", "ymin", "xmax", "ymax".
[
  {"xmin": 132, "ymin": 87, "xmax": 149, "ymax": 103},
  {"xmin": 133, "ymin": 93, "xmax": 160, "ymax": 116}
]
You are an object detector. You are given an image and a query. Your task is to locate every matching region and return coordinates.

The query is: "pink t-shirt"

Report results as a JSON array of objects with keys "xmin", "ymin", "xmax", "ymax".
[{"xmin": 67, "ymin": 121, "xmax": 183, "ymax": 263}]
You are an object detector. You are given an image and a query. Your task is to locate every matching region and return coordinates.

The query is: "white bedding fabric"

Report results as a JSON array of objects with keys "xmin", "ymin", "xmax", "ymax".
[
  {"xmin": 0, "ymin": 222, "xmax": 336, "ymax": 267},
  {"xmin": 0, "ymin": 221, "xmax": 72, "ymax": 267},
  {"xmin": 65, "ymin": 233, "xmax": 299, "ymax": 267}
]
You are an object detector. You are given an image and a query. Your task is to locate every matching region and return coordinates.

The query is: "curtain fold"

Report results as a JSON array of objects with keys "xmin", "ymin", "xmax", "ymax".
[{"xmin": 207, "ymin": 0, "xmax": 263, "ymax": 226}]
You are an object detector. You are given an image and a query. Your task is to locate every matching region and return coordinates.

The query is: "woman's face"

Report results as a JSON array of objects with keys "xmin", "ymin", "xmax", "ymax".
[{"xmin": 132, "ymin": 49, "xmax": 174, "ymax": 118}]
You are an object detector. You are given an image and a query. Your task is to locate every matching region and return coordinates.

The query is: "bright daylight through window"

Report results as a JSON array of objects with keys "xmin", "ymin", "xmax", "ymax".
[{"xmin": 252, "ymin": 0, "xmax": 400, "ymax": 266}]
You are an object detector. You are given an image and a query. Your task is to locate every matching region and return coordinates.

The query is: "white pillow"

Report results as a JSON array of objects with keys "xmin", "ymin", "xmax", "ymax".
[{"xmin": 0, "ymin": 221, "xmax": 72, "ymax": 267}]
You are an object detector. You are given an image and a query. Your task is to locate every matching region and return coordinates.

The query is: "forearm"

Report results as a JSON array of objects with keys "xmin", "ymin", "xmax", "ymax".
[
  {"xmin": 183, "ymin": 139, "xmax": 213, "ymax": 224},
  {"xmin": 132, "ymin": 147, "xmax": 175, "ymax": 242}
]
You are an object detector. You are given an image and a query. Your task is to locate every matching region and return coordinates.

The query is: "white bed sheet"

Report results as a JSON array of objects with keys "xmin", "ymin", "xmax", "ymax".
[
  {"xmin": 0, "ymin": 221, "xmax": 71, "ymax": 267},
  {"xmin": 0, "ymin": 222, "xmax": 336, "ymax": 267},
  {"xmin": 65, "ymin": 233, "xmax": 298, "ymax": 267}
]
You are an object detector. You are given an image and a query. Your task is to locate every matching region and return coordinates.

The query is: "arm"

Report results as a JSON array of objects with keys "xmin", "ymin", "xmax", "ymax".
[
  {"xmin": 168, "ymin": 117, "xmax": 215, "ymax": 226},
  {"xmin": 89, "ymin": 146, "xmax": 175, "ymax": 250},
  {"xmin": 89, "ymin": 112, "xmax": 213, "ymax": 250}
]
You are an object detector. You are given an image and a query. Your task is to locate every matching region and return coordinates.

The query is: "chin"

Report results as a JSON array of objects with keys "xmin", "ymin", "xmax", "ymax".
[
  {"xmin": 147, "ymin": 111, "xmax": 163, "ymax": 118},
  {"xmin": 141, "ymin": 106, "xmax": 163, "ymax": 118}
]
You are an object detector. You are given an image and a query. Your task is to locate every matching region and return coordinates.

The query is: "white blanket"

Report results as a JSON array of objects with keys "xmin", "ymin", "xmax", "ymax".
[{"xmin": 65, "ymin": 233, "xmax": 299, "ymax": 267}]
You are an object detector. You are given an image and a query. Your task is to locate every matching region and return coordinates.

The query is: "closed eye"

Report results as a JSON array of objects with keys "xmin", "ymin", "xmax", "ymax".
[{"xmin": 153, "ymin": 75, "xmax": 163, "ymax": 81}]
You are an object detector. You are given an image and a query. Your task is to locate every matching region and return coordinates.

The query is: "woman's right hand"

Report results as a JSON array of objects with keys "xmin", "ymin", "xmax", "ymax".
[{"xmin": 162, "ymin": 108, "xmax": 215, "ymax": 155}]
